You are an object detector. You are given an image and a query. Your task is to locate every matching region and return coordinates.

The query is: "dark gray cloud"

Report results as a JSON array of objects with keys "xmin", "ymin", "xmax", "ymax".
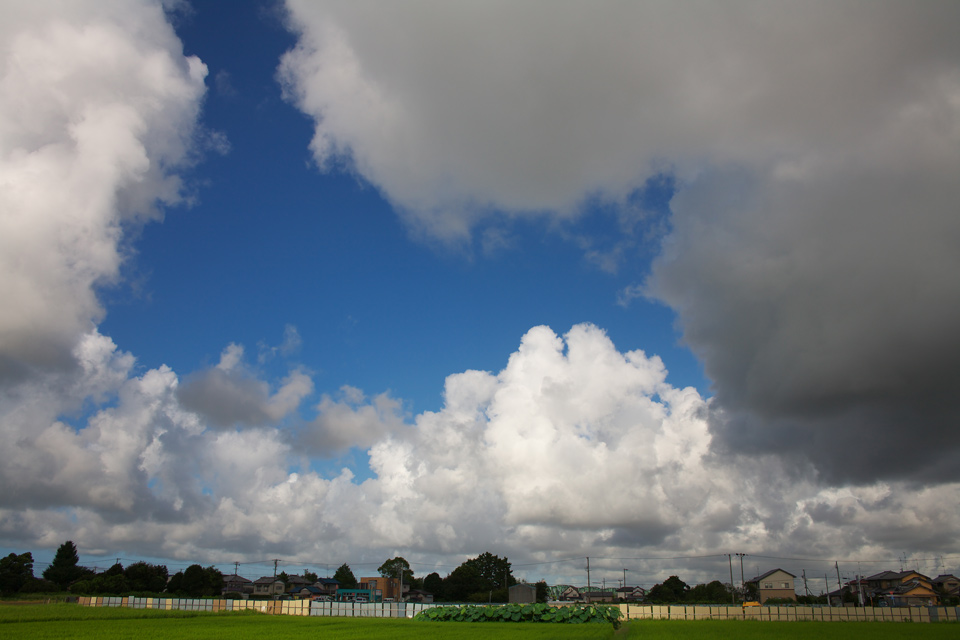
[
  {"xmin": 176, "ymin": 344, "xmax": 312, "ymax": 428},
  {"xmin": 648, "ymin": 156, "xmax": 960, "ymax": 483}
]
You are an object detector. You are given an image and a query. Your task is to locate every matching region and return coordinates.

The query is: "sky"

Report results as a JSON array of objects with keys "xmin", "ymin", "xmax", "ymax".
[{"xmin": 1, "ymin": 0, "xmax": 959, "ymax": 590}]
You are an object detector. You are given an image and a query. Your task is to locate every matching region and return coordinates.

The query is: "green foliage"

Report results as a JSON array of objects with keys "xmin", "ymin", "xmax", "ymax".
[
  {"xmin": 302, "ymin": 570, "xmax": 318, "ymax": 584},
  {"xmin": 763, "ymin": 597, "xmax": 799, "ymax": 605},
  {"xmin": 647, "ymin": 576, "xmax": 690, "ymax": 603},
  {"xmin": 44, "ymin": 542, "xmax": 92, "ymax": 590},
  {"xmin": 441, "ymin": 552, "xmax": 516, "ymax": 602},
  {"xmin": 378, "ymin": 557, "xmax": 414, "ymax": 584},
  {"xmin": 423, "ymin": 572, "xmax": 443, "ymax": 599},
  {"xmin": 414, "ymin": 603, "xmax": 622, "ymax": 629},
  {"xmin": 535, "ymin": 580, "xmax": 549, "ymax": 603},
  {"xmin": 333, "ymin": 563, "xmax": 357, "ymax": 590},
  {"xmin": 444, "ymin": 563, "xmax": 483, "ymax": 601},
  {"xmin": 0, "ymin": 552, "xmax": 35, "ymax": 595},
  {"xmin": 70, "ymin": 573, "xmax": 130, "ymax": 595},
  {"xmin": 123, "ymin": 561, "xmax": 168, "ymax": 593},
  {"xmin": 687, "ymin": 580, "xmax": 734, "ymax": 603},
  {"xmin": 167, "ymin": 564, "xmax": 223, "ymax": 597}
]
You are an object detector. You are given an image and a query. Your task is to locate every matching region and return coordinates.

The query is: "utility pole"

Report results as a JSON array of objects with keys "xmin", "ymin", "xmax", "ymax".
[
  {"xmin": 857, "ymin": 563, "xmax": 864, "ymax": 607},
  {"xmin": 735, "ymin": 553, "xmax": 747, "ymax": 599},
  {"xmin": 825, "ymin": 574, "xmax": 830, "ymax": 606},
  {"xmin": 273, "ymin": 559, "xmax": 280, "ymax": 601},
  {"xmin": 802, "ymin": 570, "xmax": 809, "ymax": 597},
  {"xmin": 835, "ymin": 562, "xmax": 843, "ymax": 606},
  {"xmin": 234, "ymin": 561, "xmax": 240, "ymax": 577},
  {"xmin": 586, "ymin": 557, "xmax": 591, "ymax": 593},
  {"xmin": 728, "ymin": 555, "xmax": 735, "ymax": 604},
  {"xmin": 623, "ymin": 568, "xmax": 628, "ymax": 590}
]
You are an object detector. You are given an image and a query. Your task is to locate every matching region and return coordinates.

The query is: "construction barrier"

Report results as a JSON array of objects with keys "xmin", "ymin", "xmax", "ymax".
[{"xmin": 75, "ymin": 597, "xmax": 958, "ymax": 622}]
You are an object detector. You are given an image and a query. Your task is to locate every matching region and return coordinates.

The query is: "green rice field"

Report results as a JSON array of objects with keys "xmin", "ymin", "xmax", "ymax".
[{"xmin": 1, "ymin": 603, "xmax": 957, "ymax": 640}]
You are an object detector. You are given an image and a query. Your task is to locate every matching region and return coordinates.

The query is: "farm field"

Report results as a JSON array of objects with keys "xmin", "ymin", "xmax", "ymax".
[{"xmin": 0, "ymin": 603, "xmax": 957, "ymax": 640}]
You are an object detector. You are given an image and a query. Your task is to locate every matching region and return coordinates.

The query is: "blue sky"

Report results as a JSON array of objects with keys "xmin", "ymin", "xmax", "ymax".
[
  {"xmin": 2, "ymin": 0, "xmax": 960, "ymax": 587},
  {"xmin": 101, "ymin": 1, "xmax": 705, "ymax": 422}
]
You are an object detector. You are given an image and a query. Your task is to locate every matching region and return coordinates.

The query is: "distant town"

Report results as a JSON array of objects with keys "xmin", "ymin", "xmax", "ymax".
[{"xmin": 2, "ymin": 541, "xmax": 957, "ymax": 607}]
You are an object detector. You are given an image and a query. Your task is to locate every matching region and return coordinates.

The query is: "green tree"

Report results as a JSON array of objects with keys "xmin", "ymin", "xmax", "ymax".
[
  {"xmin": 172, "ymin": 564, "xmax": 223, "ymax": 597},
  {"xmin": 43, "ymin": 541, "xmax": 91, "ymax": 590},
  {"xmin": 423, "ymin": 572, "xmax": 443, "ymax": 600},
  {"xmin": 333, "ymin": 563, "xmax": 357, "ymax": 589},
  {"xmin": 688, "ymin": 580, "xmax": 732, "ymax": 603},
  {"xmin": 443, "ymin": 562, "xmax": 482, "ymax": 601},
  {"xmin": 278, "ymin": 571, "xmax": 290, "ymax": 588},
  {"xmin": 124, "ymin": 561, "xmax": 168, "ymax": 593},
  {"xmin": 647, "ymin": 575, "xmax": 689, "ymax": 603},
  {"xmin": 303, "ymin": 570, "xmax": 318, "ymax": 584},
  {"xmin": 0, "ymin": 552, "xmax": 34, "ymax": 595},
  {"xmin": 464, "ymin": 552, "xmax": 515, "ymax": 591},
  {"xmin": 535, "ymin": 580, "xmax": 549, "ymax": 603},
  {"xmin": 378, "ymin": 557, "xmax": 414, "ymax": 583}
]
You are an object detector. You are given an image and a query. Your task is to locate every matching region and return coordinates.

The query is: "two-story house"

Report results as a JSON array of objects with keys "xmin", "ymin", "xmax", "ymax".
[{"xmin": 746, "ymin": 569, "xmax": 797, "ymax": 603}]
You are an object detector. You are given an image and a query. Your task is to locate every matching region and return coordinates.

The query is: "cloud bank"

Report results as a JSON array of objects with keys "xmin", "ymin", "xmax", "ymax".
[
  {"xmin": 0, "ymin": 0, "xmax": 207, "ymax": 383},
  {"xmin": 1, "ymin": 0, "xmax": 958, "ymax": 585},
  {"xmin": 280, "ymin": 0, "xmax": 960, "ymax": 484}
]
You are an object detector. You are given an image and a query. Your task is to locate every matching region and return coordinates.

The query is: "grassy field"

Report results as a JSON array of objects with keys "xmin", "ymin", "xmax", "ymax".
[{"xmin": 1, "ymin": 603, "xmax": 957, "ymax": 640}]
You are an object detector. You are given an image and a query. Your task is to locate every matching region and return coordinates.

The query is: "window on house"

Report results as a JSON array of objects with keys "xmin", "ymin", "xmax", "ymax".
[{"xmin": 764, "ymin": 583, "xmax": 773, "ymax": 589}]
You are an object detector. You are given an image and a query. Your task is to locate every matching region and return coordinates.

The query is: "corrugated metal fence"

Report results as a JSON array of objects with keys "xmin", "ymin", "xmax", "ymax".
[
  {"xmin": 624, "ymin": 604, "xmax": 960, "ymax": 622},
  {"xmin": 76, "ymin": 597, "xmax": 959, "ymax": 622},
  {"xmin": 77, "ymin": 596, "xmax": 432, "ymax": 617}
]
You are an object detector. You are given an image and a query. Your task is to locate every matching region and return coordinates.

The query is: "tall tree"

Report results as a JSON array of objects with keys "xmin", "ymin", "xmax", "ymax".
[
  {"xmin": 0, "ymin": 552, "xmax": 34, "ymax": 595},
  {"xmin": 647, "ymin": 575, "xmax": 689, "ymax": 603},
  {"xmin": 535, "ymin": 580, "xmax": 549, "ymax": 603},
  {"xmin": 43, "ymin": 541, "xmax": 89, "ymax": 590},
  {"xmin": 378, "ymin": 557, "xmax": 414, "ymax": 583},
  {"xmin": 688, "ymin": 580, "xmax": 732, "ymax": 603},
  {"xmin": 174, "ymin": 564, "xmax": 223, "ymax": 597},
  {"xmin": 333, "ymin": 563, "xmax": 357, "ymax": 589},
  {"xmin": 423, "ymin": 572, "xmax": 443, "ymax": 600},
  {"xmin": 303, "ymin": 570, "xmax": 318, "ymax": 584},
  {"xmin": 464, "ymin": 552, "xmax": 515, "ymax": 590},
  {"xmin": 124, "ymin": 561, "xmax": 168, "ymax": 593},
  {"xmin": 443, "ymin": 562, "xmax": 482, "ymax": 602}
]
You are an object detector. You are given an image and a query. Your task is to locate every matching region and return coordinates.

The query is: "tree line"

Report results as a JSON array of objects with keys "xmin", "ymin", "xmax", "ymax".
[
  {"xmin": 335, "ymin": 552, "xmax": 549, "ymax": 603},
  {"xmin": 2, "ymin": 543, "xmax": 549, "ymax": 603},
  {"xmin": 1, "ymin": 541, "xmax": 222, "ymax": 598},
  {"xmin": 644, "ymin": 575, "xmax": 824, "ymax": 605}
]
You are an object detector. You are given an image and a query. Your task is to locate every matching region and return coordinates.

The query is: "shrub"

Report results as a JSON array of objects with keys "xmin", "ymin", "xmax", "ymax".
[{"xmin": 414, "ymin": 602, "xmax": 622, "ymax": 629}]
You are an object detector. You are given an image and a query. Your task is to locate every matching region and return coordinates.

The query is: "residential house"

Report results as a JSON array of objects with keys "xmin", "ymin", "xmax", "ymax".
[
  {"xmin": 864, "ymin": 571, "xmax": 939, "ymax": 606},
  {"xmin": 582, "ymin": 591, "xmax": 617, "ymax": 603},
  {"xmin": 290, "ymin": 585, "xmax": 326, "ymax": 600},
  {"xmin": 933, "ymin": 574, "xmax": 960, "ymax": 600},
  {"xmin": 558, "ymin": 586, "xmax": 581, "ymax": 601},
  {"xmin": 252, "ymin": 576, "xmax": 285, "ymax": 597},
  {"xmin": 746, "ymin": 569, "xmax": 797, "ymax": 603},
  {"xmin": 316, "ymin": 577, "xmax": 339, "ymax": 598},
  {"xmin": 285, "ymin": 575, "xmax": 313, "ymax": 590},
  {"xmin": 221, "ymin": 574, "xmax": 253, "ymax": 596},
  {"xmin": 616, "ymin": 585, "xmax": 646, "ymax": 601}
]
